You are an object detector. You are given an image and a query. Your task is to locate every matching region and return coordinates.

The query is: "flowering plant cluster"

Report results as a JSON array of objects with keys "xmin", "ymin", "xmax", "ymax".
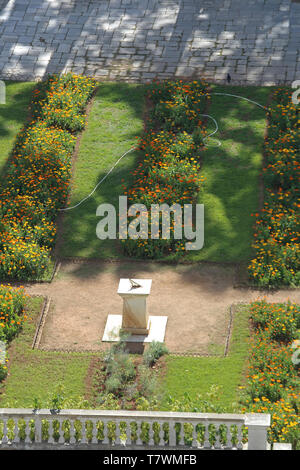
[
  {"xmin": 0, "ymin": 284, "xmax": 28, "ymax": 381},
  {"xmin": 242, "ymin": 300, "xmax": 300, "ymax": 447},
  {"xmin": 122, "ymin": 80, "xmax": 210, "ymax": 258},
  {"xmin": 0, "ymin": 74, "xmax": 97, "ymax": 280},
  {"xmin": 248, "ymin": 88, "xmax": 299, "ymax": 287}
]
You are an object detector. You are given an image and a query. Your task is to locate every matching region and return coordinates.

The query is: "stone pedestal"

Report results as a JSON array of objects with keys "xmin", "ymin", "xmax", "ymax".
[
  {"xmin": 102, "ymin": 278, "xmax": 168, "ymax": 343},
  {"xmin": 118, "ymin": 279, "xmax": 151, "ymax": 335}
]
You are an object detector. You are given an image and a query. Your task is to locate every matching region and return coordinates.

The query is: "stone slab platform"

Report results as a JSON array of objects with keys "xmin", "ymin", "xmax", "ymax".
[{"xmin": 102, "ymin": 314, "xmax": 168, "ymax": 343}]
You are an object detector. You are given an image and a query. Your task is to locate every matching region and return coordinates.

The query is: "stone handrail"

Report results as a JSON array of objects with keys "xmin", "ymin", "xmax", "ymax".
[{"xmin": 0, "ymin": 409, "xmax": 274, "ymax": 450}]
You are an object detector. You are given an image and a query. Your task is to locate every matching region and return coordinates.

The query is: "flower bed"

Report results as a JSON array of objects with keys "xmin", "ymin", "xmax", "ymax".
[
  {"xmin": 0, "ymin": 285, "xmax": 27, "ymax": 381},
  {"xmin": 0, "ymin": 74, "xmax": 97, "ymax": 280},
  {"xmin": 242, "ymin": 300, "xmax": 300, "ymax": 448},
  {"xmin": 122, "ymin": 80, "xmax": 209, "ymax": 259},
  {"xmin": 248, "ymin": 88, "xmax": 299, "ymax": 287}
]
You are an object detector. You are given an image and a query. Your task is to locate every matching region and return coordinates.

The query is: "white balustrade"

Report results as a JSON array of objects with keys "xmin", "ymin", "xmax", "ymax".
[{"xmin": 0, "ymin": 408, "xmax": 278, "ymax": 450}]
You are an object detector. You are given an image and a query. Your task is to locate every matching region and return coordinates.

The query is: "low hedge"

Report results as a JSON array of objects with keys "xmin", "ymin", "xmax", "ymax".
[{"xmin": 0, "ymin": 74, "xmax": 97, "ymax": 280}]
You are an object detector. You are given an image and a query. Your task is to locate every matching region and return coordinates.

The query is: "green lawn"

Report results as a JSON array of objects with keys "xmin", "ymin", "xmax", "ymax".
[
  {"xmin": 59, "ymin": 82, "xmax": 145, "ymax": 259},
  {"xmin": 0, "ymin": 297, "xmax": 93, "ymax": 408},
  {"xmin": 160, "ymin": 305, "xmax": 250, "ymax": 411},
  {"xmin": 0, "ymin": 81, "xmax": 34, "ymax": 175},
  {"xmin": 0, "ymin": 300, "xmax": 250, "ymax": 411},
  {"xmin": 59, "ymin": 83, "xmax": 270, "ymax": 264},
  {"xmin": 185, "ymin": 85, "xmax": 272, "ymax": 262}
]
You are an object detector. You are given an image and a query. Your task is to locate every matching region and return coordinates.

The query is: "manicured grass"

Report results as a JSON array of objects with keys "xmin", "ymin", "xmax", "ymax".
[
  {"xmin": 0, "ymin": 297, "xmax": 93, "ymax": 407},
  {"xmin": 160, "ymin": 305, "xmax": 251, "ymax": 411},
  {"xmin": 185, "ymin": 85, "xmax": 272, "ymax": 263},
  {"xmin": 0, "ymin": 81, "xmax": 34, "ymax": 175},
  {"xmin": 59, "ymin": 83, "xmax": 271, "ymax": 263},
  {"xmin": 1, "ymin": 299, "xmax": 250, "ymax": 411},
  {"xmin": 59, "ymin": 82, "xmax": 145, "ymax": 259}
]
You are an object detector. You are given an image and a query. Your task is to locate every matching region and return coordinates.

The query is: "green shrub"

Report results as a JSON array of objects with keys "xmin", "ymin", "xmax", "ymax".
[
  {"xmin": 137, "ymin": 364, "xmax": 158, "ymax": 397},
  {"xmin": 143, "ymin": 341, "xmax": 169, "ymax": 367}
]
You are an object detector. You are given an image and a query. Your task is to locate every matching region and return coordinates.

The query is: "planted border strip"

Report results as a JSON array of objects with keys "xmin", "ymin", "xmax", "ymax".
[
  {"xmin": 0, "ymin": 74, "xmax": 97, "ymax": 281},
  {"xmin": 0, "ymin": 284, "xmax": 28, "ymax": 381},
  {"xmin": 242, "ymin": 300, "xmax": 300, "ymax": 448},
  {"xmin": 248, "ymin": 88, "xmax": 299, "ymax": 287},
  {"xmin": 121, "ymin": 80, "xmax": 210, "ymax": 259}
]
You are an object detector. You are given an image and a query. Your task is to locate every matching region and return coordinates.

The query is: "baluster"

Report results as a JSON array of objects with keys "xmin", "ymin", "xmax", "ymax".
[
  {"xmin": 35, "ymin": 417, "xmax": 42, "ymax": 444},
  {"xmin": 226, "ymin": 425, "xmax": 232, "ymax": 449},
  {"xmin": 237, "ymin": 424, "xmax": 243, "ymax": 450},
  {"xmin": 69, "ymin": 419, "xmax": 76, "ymax": 444},
  {"xmin": 136, "ymin": 420, "xmax": 143, "ymax": 446},
  {"xmin": 13, "ymin": 418, "xmax": 20, "ymax": 443},
  {"xmin": 214, "ymin": 424, "xmax": 221, "ymax": 449},
  {"xmin": 80, "ymin": 418, "xmax": 87, "ymax": 444},
  {"xmin": 58, "ymin": 418, "xmax": 65, "ymax": 444},
  {"xmin": 192, "ymin": 423, "xmax": 198, "ymax": 448},
  {"xmin": 48, "ymin": 419, "xmax": 54, "ymax": 444},
  {"xmin": 91, "ymin": 419, "xmax": 98, "ymax": 444},
  {"xmin": 178, "ymin": 422, "xmax": 184, "ymax": 446},
  {"xmin": 203, "ymin": 423, "xmax": 210, "ymax": 449},
  {"xmin": 168, "ymin": 421, "xmax": 176, "ymax": 447},
  {"xmin": 24, "ymin": 418, "xmax": 31, "ymax": 444},
  {"xmin": 148, "ymin": 421, "xmax": 155, "ymax": 446},
  {"xmin": 127, "ymin": 421, "xmax": 134, "ymax": 446},
  {"xmin": 102, "ymin": 420, "xmax": 110, "ymax": 445},
  {"xmin": 2, "ymin": 418, "xmax": 8, "ymax": 444},
  {"xmin": 158, "ymin": 421, "xmax": 164, "ymax": 446},
  {"xmin": 114, "ymin": 420, "xmax": 121, "ymax": 446}
]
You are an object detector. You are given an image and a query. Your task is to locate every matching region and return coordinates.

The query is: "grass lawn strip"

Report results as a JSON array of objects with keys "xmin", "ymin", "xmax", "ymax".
[
  {"xmin": 0, "ymin": 81, "xmax": 34, "ymax": 174},
  {"xmin": 0, "ymin": 296, "xmax": 93, "ymax": 408},
  {"xmin": 59, "ymin": 82, "xmax": 145, "ymax": 259},
  {"xmin": 160, "ymin": 304, "xmax": 250, "ymax": 411},
  {"xmin": 186, "ymin": 85, "xmax": 271, "ymax": 263}
]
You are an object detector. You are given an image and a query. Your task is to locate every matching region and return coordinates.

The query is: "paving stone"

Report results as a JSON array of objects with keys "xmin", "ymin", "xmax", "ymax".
[{"xmin": 0, "ymin": 0, "xmax": 298, "ymax": 84}]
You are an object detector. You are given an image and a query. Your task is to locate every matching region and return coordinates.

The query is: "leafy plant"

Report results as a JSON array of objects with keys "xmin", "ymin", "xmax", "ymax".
[{"xmin": 143, "ymin": 341, "xmax": 169, "ymax": 367}]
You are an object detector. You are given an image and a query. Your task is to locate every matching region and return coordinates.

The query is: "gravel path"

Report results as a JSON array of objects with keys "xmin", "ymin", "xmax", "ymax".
[{"xmin": 24, "ymin": 260, "xmax": 300, "ymax": 354}]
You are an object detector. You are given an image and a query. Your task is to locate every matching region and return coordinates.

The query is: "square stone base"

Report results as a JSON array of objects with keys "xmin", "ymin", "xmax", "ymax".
[{"xmin": 102, "ymin": 315, "xmax": 168, "ymax": 343}]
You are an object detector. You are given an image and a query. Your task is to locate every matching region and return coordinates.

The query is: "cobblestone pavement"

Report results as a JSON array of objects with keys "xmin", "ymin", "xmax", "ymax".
[{"xmin": 0, "ymin": 0, "xmax": 299, "ymax": 84}]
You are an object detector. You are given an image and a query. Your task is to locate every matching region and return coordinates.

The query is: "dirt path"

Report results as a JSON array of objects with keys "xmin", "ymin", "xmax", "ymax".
[{"xmin": 23, "ymin": 261, "xmax": 300, "ymax": 354}]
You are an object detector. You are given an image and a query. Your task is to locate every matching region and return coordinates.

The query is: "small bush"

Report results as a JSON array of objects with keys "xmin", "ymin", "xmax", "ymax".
[
  {"xmin": 143, "ymin": 341, "xmax": 169, "ymax": 367},
  {"xmin": 137, "ymin": 364, "xmax": 158, "ymax": 397}
]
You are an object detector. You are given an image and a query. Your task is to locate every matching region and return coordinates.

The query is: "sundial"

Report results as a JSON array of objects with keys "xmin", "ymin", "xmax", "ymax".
[
  {"xmin": 102, "ymin": 278, "xmax": 168, "ymax": 343},
  {"xmin": 129, "ymin": 279, "xmax": 142, "ymax": 290}
]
